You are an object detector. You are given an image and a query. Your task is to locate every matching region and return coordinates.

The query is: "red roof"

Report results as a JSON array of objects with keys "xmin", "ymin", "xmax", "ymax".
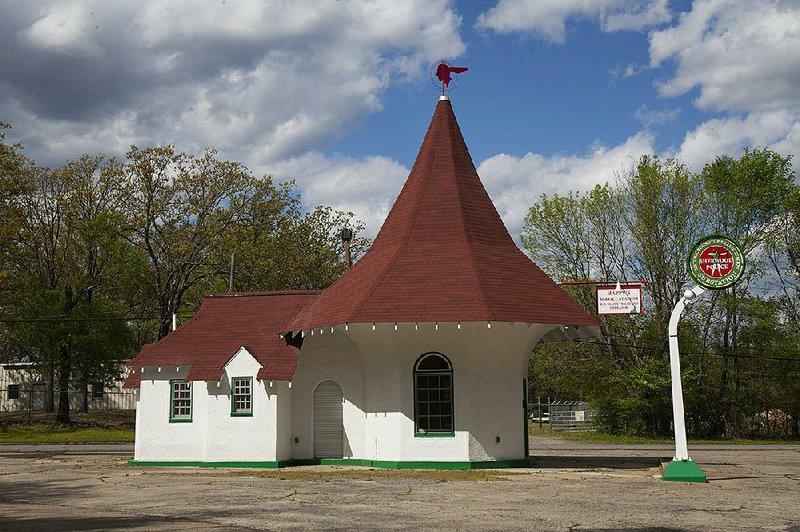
[
  {"xmin": 125, "ymin": 291, "xmax": 319, "ymax": 384},
  {"xmin": 285, "ymin": 98, "xmax": 597, "ymax": 333}
]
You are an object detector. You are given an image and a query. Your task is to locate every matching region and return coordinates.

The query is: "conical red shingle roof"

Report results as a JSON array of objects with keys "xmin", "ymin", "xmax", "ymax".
[{"xmin": 285, "ymin": 98, "xmax": 597, "ymax": 332}]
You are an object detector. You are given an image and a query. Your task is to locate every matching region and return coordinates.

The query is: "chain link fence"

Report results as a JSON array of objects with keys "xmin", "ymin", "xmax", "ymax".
[{"xmin": 549, "ymin": 400, "xmax": 596, "ymax": 431}]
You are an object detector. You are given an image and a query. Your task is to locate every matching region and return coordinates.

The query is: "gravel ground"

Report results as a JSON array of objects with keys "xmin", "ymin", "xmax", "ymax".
[{"xmin": 1, "ymin": 440, "xmax": 799, "ymax": 531}]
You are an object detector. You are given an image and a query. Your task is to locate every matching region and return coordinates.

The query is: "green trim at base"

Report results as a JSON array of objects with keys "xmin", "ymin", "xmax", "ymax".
[
  {"xmin": 662, "ymin": 459, "xmax": 707, "ymax": 483},
  {"xmin": 129, "ymin": 460, "xmax": 293, "ymax": 468},
  {"xmin": 128, "ymin": 458, "xmax": 533, "ymax": 470}
]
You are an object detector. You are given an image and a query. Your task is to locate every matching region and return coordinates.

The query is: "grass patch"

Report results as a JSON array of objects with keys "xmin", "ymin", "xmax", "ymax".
[
  {"xmin": 529, "ymin": 422, "xmax": 800, "ymax": 445},
  {"xmin": 0, "ymin": 425, "xmax": 134, "ymax": 444},
  {"xmin": 0, "ymin": 410, "xmax": 135, "ymax": 443},
  {"xmin": 156, "ymin": 467, "xmax": 523, "ymax": 482}
]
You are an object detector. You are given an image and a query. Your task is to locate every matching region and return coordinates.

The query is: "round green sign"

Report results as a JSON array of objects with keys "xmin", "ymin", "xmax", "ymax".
[{"xmin": 687, "ymin": 235, "xmax": 745, "ymax": 289}]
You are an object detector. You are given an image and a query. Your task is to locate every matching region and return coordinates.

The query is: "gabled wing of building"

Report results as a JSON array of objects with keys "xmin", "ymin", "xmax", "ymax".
[{"xmin": 125, "ymin": 291, "xmax": 319, "ymax": 384}]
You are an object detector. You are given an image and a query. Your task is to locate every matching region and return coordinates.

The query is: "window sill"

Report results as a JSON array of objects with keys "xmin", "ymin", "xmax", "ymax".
[
  {"xmin": 169, "ymin": 418, "xmax": 192, "ymax": 423},
  {"xmin": 414, "ymin": 432, "xmax": 455, "ymax": 438},
  {"xmin": 230, "ymin": 412, "xmax": 253, "ymax": 417}
]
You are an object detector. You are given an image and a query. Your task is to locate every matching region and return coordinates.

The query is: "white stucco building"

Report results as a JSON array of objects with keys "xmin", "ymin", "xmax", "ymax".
[{"xmin": 126, "ymin": 97, "xmax": 598, "ymax": 468}]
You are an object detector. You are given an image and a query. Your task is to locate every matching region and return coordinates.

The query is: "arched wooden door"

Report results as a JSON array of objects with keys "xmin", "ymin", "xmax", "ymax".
[{"xmin": 313, "ymin": 380, "xmax": 343, "ymax": 458}]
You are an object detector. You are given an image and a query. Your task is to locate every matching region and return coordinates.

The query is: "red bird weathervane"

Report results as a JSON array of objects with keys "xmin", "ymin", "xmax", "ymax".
[{"xmin": 431, "ymin": 60, "xmax": 468, "ymax": 96}]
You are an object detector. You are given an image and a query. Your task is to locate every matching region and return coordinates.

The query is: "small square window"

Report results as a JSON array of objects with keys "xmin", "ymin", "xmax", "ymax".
[
  {"xmin": 231, "ymin": 377, "xmax": 252, "ymax": 416},
  {"xmin": 8, "ymin": 384, "xmax": 20, "ymax": 400},
  {"xmin": 170, "ymin": 380, "xmax": 192, "ymax": 422}
]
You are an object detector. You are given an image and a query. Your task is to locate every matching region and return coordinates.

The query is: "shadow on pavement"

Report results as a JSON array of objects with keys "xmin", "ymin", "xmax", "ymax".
[
  {"xmin": 531, "ymin": 455, "xmax": 668, "ymax": 469},
  {"xmin": 0, "ymin": 515, "xmax": 244, "ymax": 531},
  {"xmin": 577, "ymin": 529, "xmax": 687, "ymax": 532}
]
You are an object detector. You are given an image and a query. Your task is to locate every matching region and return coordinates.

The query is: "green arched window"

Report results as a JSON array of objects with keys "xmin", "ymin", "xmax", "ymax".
[{"xmin": 413, "ymin": 352, "xmax": 454, "ymax": 435}]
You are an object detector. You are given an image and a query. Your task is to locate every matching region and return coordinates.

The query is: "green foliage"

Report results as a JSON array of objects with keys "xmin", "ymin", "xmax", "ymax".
[
  {"xmin": 116, "ymin": 146, "xmax": 367, "ymax": 338},
  {"xmin": 525, "ymin": 148, "xmax": 800, "ymax": 439},
  {"xmin": 0, "ymin": 124, "xmax": 369, "ymax": 423},
  {"xmin": 595, "ymin": 357, "xmax": 672, "ymax": 436}
]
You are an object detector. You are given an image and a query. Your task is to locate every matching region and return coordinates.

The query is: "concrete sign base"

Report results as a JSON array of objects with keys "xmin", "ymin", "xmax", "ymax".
[{"xmin": 662, "ymin": 459, "xmax": 707, "ymax": 483}]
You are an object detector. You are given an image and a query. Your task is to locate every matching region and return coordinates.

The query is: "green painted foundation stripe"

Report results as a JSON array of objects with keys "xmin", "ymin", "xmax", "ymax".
[
  {"xmin": 129, "ymin": 461, "xmax": 205, "ymax": 467},
  {"xmin": 128, "ymin": 460, "xmax": 291, "ymax": 468},
  {"xmin": 662, "ymin": 459, "xmax": 707, "ymax": 483},
  {"xmin": 128, "ymin": 458, "xmax": 533, "ymax": 470}
]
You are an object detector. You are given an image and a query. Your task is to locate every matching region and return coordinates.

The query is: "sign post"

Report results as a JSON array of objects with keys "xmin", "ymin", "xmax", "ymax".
[{"xmin": 663, "ymin": 235, "xmax": 745, "ymax": 483}]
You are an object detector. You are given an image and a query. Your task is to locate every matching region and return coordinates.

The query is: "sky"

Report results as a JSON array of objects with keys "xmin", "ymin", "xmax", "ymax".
[{"xmin": 1, "ymin": 0, "xmax": 799, "ymax": 240}]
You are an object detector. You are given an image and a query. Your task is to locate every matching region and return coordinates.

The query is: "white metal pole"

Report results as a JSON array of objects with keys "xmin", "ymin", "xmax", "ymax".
[{"xmin": 667, "ymin": 285, "xmax": 705, "ymax": 460}]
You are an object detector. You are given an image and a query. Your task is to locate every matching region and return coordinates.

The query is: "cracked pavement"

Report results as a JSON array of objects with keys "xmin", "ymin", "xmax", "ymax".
[{"xmin": 0, "ymin": 441, "xmax": 799, "ymax": 530}]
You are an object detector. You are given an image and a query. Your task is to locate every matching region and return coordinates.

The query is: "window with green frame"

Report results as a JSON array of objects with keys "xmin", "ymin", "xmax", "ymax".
[
  {"xmin": 413, "ymin": 352, "xmax": 454, "ymax": 435},
  {"xmin": 231, "ymin": 376, "xmax": 253, "ymax": 416},
  {"xmin": 169, "ymin": 379, "xmax": 192, "ymax": 422}
]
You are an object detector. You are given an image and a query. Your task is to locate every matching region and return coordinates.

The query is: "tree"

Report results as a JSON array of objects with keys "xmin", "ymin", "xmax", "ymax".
[
  {"xmin": 118, "ymin": 146, "xmax": 276, "ymax": 338},
  {"xmin": 2, "ymin": 153, "xmax": 137, "ymax": 422},
  {"xmin": 0, "ymin": 123, "xmax": 33, "ymax": 383},
  {"xmin": 118, "ymin": 146, "xmax": 370, "ymax": 337},
  {"xmin": 523, "ymin": 149, "xmax": 800, "ymax": 439},
  {"xmin": 695, "ymin": 148, "xmax": 797, "ymax": 436},
  {"xmin": 223, "ymin": 203, "xmax": 368, "ymax": 293}
]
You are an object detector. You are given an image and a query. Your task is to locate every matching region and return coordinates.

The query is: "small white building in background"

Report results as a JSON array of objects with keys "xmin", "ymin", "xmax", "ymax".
[
  {"xmin": 0, "ymin": 362, "xmax": 136, "ymax": 412},
  {"xmin": 125, "ymin": 97, "xmax": 598, "ymax": 468}
]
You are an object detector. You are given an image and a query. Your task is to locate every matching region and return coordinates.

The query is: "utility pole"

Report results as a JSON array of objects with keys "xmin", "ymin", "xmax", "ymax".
[{"xmin": 229, "ymin": 252, "xmax": 236, "ymax": 292}]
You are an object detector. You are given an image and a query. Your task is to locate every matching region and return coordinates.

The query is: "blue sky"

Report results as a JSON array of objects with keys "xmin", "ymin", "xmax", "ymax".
[
  {"xmin": 1, "ymin": 1, "xmax": 798, "ymax": 238},
  {"xmin": 339, "ymin": 1, "xmax": 691, "ymax": 165}
]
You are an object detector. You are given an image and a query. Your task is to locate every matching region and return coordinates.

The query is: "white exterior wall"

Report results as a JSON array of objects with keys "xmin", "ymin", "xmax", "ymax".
[
  {"xmin": 135, "ymin": 366, "xmax": 208, "ymax": 461},
  {"xmin": 134, "ymin": 348, "xmax": 283, "ymax": 463},
  {"xmin": 206, "ymin": 348, "xmax": 279, "ymax": 462},
  {"xmin": 275, "ymin": 381, "xmax": 293, "ymax": 461},
  {"xmin": 292, "ymin": 322, "xmax": 548, "ymax": 463},
  {"xmin": 291, "ymin": 330, "xmax": 366, "ymax": 459},
  {"xmin": 133, "ymin": 323, "xmax": 553, "ymax": 465}
]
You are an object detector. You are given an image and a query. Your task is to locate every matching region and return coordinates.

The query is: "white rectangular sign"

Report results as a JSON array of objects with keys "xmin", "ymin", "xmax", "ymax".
[{"xmin": 596, "ymin": 285, "xmax": 643, "ymax": 315}]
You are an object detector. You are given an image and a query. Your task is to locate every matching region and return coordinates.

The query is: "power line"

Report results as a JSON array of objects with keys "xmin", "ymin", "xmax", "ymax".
[
  {"xmin": 604, "ymin": 333, "xmax": 800, "ymax": 356},
  {"xmin": 0, "ymin": 316, "xmax": 193, "ymax": 323}
]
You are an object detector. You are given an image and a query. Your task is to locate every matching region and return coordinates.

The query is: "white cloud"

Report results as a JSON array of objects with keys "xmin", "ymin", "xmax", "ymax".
[
  {"xmin": 603, "ymin": 0, "xmax": 672, "ymax": 32},
  {"xmin": 647, "ymin": 0, "xmax": 800, "ymax": 171},
  {"xmin": 477, "ymin": 132, "xmax": 655, "ymax": 238},
  {"xmin": 771, "ymin": 122, "xmax": 800, "ymax": 159},
  {"xmin": 269, "ymin": 153, "xmax": 409, "ymax": 238},
  {"xmin": 677, "ymin": 111, "xmax": 800, "ymax": 171},
  {"xmin": 649, "ymin": 0, "xmax": 800, "ymax": 113},
  {"xmin": 611, "ymin": 62, "xmax": 648, "ymax": 81},
  {"xmin": 23, "ymin": 2, "xmax": 103, "ymax": 57},
  {"xmin": 476, "ymin": 0, "xmax": 671, "ymax": 42},
  {"xmin": 0, "ymin": 0, "xmax": 464, "ymax": 168},
  {"xmin": 634, "ymin": 104, "xmax": 680, "ymax": 127},
  {"xmin": 0, "ymin": 98, "xmax": 141, "ymax": 167}
]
